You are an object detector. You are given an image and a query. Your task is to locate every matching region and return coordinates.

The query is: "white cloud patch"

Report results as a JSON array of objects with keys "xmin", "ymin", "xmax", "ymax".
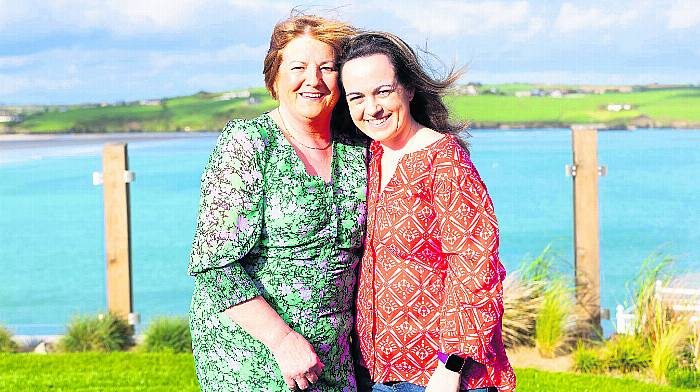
[
  {"xmin": 467, "ymin": 69, "xmax": 695, "ymax": 86},
  {"xmin": 0, "ymin": 0, "xmax": 269, "ymax": 36},
  {"xmin": 147, "ymin": 44, "xmax": 267, "ymax": 70},
  {"xmin": 554, "ymin": 2, "xmax": 639, "ymax": 33},
  {"xmin": 386, "ymin": 0, "xmax": 534, "ymax": 36},
  {"xmin": 667, "ymin": 0, "xmax": 700, "ymax": 29},
  {"xmin": 0, "ymin": 44, "xmax": 268, "ymax": 104},
  {"xmin": 227, "ymin": 0, "xmax": 294, "ymax": 14},
  {"xmin": 186, "ymin": 72, "xmax": 265, "ymax": 91},
  {"xmin": 0, "ymin": 73, "xmax": 81, "ymax": 100}
]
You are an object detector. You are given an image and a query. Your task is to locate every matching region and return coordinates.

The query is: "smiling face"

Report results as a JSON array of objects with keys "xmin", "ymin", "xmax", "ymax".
[
  {"xmin": 274, "ymin": 36, "xmax": 339, "ymax": 122},
  {"xmin": 341, "ymin": 54, "xmax": 415, "ymax": 147}
]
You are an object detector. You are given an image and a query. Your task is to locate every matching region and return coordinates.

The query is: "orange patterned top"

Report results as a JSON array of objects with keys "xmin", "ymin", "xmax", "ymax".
[{"xmin": 355, "ymin": 135, "xmax": 516, "ymax": 391}]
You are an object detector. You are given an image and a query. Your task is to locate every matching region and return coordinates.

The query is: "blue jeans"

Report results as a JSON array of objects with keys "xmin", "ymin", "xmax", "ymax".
[
  {"xmin": 371, "ymin": 381, "xmax": 493, "ymax": 392},
  {"xmin": 372, "ymin": 382, "xmax": 424, "ymax": 392}
]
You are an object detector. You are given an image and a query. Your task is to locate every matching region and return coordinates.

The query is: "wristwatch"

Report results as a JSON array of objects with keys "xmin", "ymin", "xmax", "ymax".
[{"xmin": 437, "ymin": 352, "xmax": 467, "ymax": 373}]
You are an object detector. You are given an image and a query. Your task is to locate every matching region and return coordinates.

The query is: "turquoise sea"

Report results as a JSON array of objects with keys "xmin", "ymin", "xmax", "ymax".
[{"xmin": 1, "ymin": 129, "xmax": 698, "ymax": 336}]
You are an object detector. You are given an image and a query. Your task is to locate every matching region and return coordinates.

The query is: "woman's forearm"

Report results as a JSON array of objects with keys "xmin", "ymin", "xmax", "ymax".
[
  {"xmin": 223, "ymin": 295, "xmax": 323, "ymax": 389},
  {"xmin": 223, "ymin": 295, "xmax": 293, "ymax": 350}
]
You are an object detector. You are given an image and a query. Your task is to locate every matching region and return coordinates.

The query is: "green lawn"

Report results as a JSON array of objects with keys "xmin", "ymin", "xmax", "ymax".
[
  {"xmin": 0, "ymin": 353, "xmax": 692, "ymax": 391},
  {"xmin": 7, "ymin": 86, "xmax": 700, "ymax": 133}
]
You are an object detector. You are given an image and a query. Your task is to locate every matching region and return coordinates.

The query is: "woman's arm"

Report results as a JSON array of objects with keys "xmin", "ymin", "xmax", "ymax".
[
  {"xmin": 224, "ymin": 296, "xmax": 323, "ymax": 390},
  {"xmin": 427, "ymin": 147, "xmax": 507, "ymax": 390},
  {"xmin": 189, "ymin": 120, "xmax": 321, "ymax": 390},
  {"xmin": 425, "ymin": 361, "xmax": 462, "ymax": 392}
]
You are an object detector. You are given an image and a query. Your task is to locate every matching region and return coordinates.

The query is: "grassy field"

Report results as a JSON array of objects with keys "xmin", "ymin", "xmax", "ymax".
[
  {"xmin": 446, "ymin": 88, "xmax": 700, "ymax": 127},
  {"xmin": 3, "ymin": 86, "xmax": 700, "ymax": 133},
  {"xmin": 0, "ymin": 353, "xmax": 693, "ymax": 392}
]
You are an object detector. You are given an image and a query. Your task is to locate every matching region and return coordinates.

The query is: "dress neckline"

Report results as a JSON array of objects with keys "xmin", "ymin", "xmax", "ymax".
[
  {"xmin": 372, "ymin": 134, "xmax": 453, "ymax": 195},
  {"xmin": 262, "ymin": 111, "xmax": 336, "ymax": 186}
]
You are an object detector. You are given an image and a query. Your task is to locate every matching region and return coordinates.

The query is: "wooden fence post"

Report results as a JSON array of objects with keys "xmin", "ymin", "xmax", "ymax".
[
  {"xmin": 569, "ymin": 125, "xmax": 604, "ymax": 337},
  {"xmin": 100, "ymin": 144, "xmax": 134, "ymax": 320}
]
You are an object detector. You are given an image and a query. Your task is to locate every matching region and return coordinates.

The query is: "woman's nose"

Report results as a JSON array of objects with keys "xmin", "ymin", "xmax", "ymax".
[
  {"xmin": 304, "ymin": 67, "xmax": 322, "ymax": 86},
  {"xmin": 365, "ymin": 97, "xmax": 383, "ymax": 117}
]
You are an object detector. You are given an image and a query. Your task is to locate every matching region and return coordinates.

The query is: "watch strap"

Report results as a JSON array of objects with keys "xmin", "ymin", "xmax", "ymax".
[{"xmin": 437, "ymin": 351, "xmax": 467, "ymax": 373}]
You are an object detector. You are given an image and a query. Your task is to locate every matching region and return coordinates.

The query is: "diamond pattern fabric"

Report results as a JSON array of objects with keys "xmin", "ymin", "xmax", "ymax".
[{"xmin": 356, "ymin": 135, "xmax": 516, "ymax": 391}]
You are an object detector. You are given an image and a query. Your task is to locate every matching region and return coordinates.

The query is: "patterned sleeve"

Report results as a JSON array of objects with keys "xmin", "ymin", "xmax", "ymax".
[
  {"xmin": 187, "ymin": 119, "xmax": 266, "ymax": 311},
  {"xmin": 432, "ymin": 145, "xmax": 506, "ymax": 365}
]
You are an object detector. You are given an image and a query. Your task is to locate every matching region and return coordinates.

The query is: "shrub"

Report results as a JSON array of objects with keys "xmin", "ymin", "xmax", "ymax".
[
  {"xmin": 141, "ymin": 316, "xmax": 191, "ymax": 353},
  {"xmin": 602, "ymin": 334, "xmax": 651, "ymax": 373},
  {"xmin": 0, "ymin": 325, "xmax": 18, "ymax": 353},
  {"xmin": 520, "ymin": 245, "xmax": 557, "ymax": 282},
  {"xmin": 668, "ymin": 368, "xmax": 700, "ymax": 389},
  {"xmin": 627, "ymin": 252, "xmax": 674, "ymax": 339},
  {"xmin": 651, "ymin": 320, "xmax": 689, "ymax": 383},
  {"xmin": 535, "ymin": 280, "xmax": 573, "ymax": 357},
  {"xmin": 573, "ymin": 340, "xmax": 603, "ymax": 373},
  {"xmin": 691, "ymin": 323, "xmax": 700, "ymax": 371},
  {"xmin": 502, "ymin": 271, "xmax": 543, "ymax": 347},
  {"xmin": 58, "ymin": 313, "xmax": 134, "ymax": 352}
]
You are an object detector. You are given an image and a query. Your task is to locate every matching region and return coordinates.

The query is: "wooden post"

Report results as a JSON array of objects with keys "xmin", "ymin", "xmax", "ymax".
[
  {"xmin": 571, "ymin": 125, "xmax": 601, "ymax": 337},
  {"xmin": 101, "ymin": 144, "xmax": 133, "ymax": 319}
]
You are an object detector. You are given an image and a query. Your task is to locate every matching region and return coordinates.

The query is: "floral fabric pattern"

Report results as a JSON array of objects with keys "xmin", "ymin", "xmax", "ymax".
[
  {"xmin": 355, "ymin": 135, "xmax": 516, "ymax": 391},
  {"xmin": 188, "ymin": 113, "xmax": 368, "ymax": 391}
]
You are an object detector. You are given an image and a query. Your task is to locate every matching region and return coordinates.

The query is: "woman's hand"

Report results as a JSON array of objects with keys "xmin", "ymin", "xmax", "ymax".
[
  {"xmin": 269, "ymin": 329, "xmax": 324, "ymax": 390},
  {"xmin": 425, "ymin": 362, "xmax": 461, "ymax": 392},
  {"xmin": 222, "ymin": 297, "xmax": 324, "ymax": 390}
]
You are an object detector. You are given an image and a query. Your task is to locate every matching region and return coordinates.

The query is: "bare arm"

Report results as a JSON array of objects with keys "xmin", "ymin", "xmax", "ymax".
[{"xmin": 224, "ymin": 296, "xmax": 323, "ymax": 390}]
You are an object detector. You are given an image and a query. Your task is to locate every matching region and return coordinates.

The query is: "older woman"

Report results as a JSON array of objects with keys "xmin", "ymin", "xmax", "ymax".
[
  {"xmin": 188, "ymin": 15, "xmax": 367, "ymax": 391},
  {"xmin": 340, "ymin": 32, "xmax": 516, "ymax": 392}
]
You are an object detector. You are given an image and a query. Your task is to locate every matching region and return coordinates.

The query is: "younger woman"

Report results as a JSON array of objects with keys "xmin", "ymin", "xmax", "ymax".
[{"xmin": 339, "ymin": 32, "xmax": 516, "ymax": 392}]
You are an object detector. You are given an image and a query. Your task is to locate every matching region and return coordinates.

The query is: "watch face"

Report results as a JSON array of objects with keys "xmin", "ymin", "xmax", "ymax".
[{"xmin": 445, "ymin": 354, "xmax": 466, "ymax": 372}]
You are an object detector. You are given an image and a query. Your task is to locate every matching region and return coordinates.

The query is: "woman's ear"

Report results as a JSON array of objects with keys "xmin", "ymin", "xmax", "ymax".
[{"xmin": 407, "ymin": 88, "xmax": 415, "ymax": 102}]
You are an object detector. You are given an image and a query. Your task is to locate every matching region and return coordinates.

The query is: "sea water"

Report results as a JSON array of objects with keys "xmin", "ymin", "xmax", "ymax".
[{"xmin": 0, "ymin": 129, "xmax": 698, "ymax": 335}]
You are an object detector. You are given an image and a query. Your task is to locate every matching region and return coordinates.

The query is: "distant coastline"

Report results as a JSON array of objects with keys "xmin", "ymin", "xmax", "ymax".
[{"xmin": 2, "ymin": 84, "xmax": 699, "ymax": 134}]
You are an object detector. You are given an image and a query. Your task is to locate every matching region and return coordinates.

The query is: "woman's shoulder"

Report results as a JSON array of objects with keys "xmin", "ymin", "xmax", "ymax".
[
  {"xmin": 216, "ymin": 113, "xmax": 276, "ymax": 153},
  {"xmin": 427, "ymin": 133, "xmax": 483, "ymax": 183},
  {"xmin": 424, "ymin": 133, "xmax": 469, "ymax": 162}
]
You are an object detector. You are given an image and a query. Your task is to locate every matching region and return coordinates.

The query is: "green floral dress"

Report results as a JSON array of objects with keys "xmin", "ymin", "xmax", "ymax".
[{"xmin": 188, "ymin": 113, "xmax": 368, "ymax": 392}]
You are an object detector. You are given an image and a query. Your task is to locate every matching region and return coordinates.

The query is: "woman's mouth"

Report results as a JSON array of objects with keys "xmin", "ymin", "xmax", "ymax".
[
  {"xmin": 365, "ymin": 115, "xmax": 390, "ymax": 127},
  {"xmin": 300, "ymin": 92, "xmax": 324, "ymax": 99}
]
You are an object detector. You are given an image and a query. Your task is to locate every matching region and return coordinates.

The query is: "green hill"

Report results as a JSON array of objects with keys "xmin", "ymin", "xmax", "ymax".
[{"xmin": 3, "ymin": 85, "xmax": 699, "ymax": 133}]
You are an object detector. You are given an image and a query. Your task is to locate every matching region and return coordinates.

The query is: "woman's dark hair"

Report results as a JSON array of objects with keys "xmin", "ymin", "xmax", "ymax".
[{"xmin": 338, "ymin": 31, "xmax": 468, "ymax": 149}]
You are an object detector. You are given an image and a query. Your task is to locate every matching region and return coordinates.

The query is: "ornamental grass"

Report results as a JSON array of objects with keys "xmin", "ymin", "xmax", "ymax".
[
  {"xmin": 141, "ymin": 316, "xmax": 192, "ymax": 353},
  {"xmin": 58, "ymin": 312, "xmax": 134, "ymax": 352},
  {"xmin": 0, "ymin": 324, "xmax": 18, "ymax": 353}
]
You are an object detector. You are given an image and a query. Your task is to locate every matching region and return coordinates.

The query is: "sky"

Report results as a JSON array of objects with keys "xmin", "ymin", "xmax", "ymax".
[{"xmin": 1, "ymin": 0, "xmax": 699, "ymax": 105}]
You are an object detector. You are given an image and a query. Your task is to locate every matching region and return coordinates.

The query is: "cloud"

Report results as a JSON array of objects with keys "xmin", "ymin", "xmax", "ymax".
[
  {"xmin": 0, "ymin": 43, "xmax": 268, "ymax": 104},
  {"xmin": 467, "ymin": 69, "xmax": 697, "ymax": 85},
  {"xmin": 186, "ymin": 72, "xmax": 265, "ymax": 91},
  {"xmin": 147, "ymin": 44, "xmax": 267, "ymax": 70},
  {"xmin": 0, "ymin": 73, "xmax": 81, "ymax": 100},
  {"xmin": 0, "ymin": 0, "xmax": 205, "ymax": 35},
  {"xmin": 0, "ymin": 0, "xmax": 296, "ymax": 37},
  {"xmin": 510, "ymin": 15, "xmax": 546, "ymax": 41},
  {"xmin": 667, "ymin": 0, "xmax": 700, "ymax": 29},
  {"xmin": 386, "ymin": 0, "xmax": 534, "ymax": 36},
  {"xmin": 554, "ymin": 2, "xmax": 639, "ymax": 33},
  {"xmin": 0, "ymin": 55, "xmax": 32, "ymax": 69},
  {"xmin": 227, "ymin": 0, "xmax": 294, "ymax": 14}
]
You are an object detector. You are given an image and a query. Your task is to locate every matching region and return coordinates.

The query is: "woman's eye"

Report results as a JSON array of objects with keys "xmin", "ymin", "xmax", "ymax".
[
  {"xmin": 291, "ymin": 66, "xmax": 304, "ymax": 71},
  {"xmin": 321, "ymin": 66, "xmax": 336, "ymax": 73},
  {"xmin": 377, "ymin": 90, "xmax": 392, "ymax": 97}
]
